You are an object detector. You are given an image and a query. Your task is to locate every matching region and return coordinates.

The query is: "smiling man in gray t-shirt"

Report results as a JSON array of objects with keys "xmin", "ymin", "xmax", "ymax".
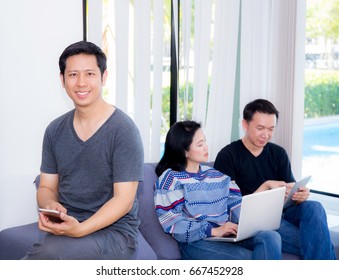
[{"xmin": 23, "ymin": 41, "xmax": 144, "ymax": 260}]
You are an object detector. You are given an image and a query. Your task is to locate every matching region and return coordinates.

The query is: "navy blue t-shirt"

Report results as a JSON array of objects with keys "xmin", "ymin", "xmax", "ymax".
[{"xmin": 214, "ymin": 140, "xmax": 295, "ymax": 196}]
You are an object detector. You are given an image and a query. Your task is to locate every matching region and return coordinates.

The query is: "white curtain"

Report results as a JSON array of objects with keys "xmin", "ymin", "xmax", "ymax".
[
  {"xmin": 134, "ymin": 0, "xmax": 152, "ymax": 161},
  {"xmin": 181, "ymin": 0, "xmax": 192, "ymax": 119},
  {"xmin": 239, "ymin": 0, "xmax": 306, "ymax": 177},
  {"xmin": 187, "ymin": 0, "xmax": 305, "ymax": 176},
  {"xmin": 268, "ymin": 0, "xmax": 307, "ymax": 178},
  {"xmin": 239, "ymin": 0, "xmax": 271, "ymax": 113},
  {"xmin": 100, "ymin": 0, "xmax": 306, "ymax": 173},
  {"xmin": 204, "ymin": 0, "xmax": 241, "ymax": 161},
  {"xmin": 114, "ymin": 0, "xmax": 130, "ymax": 112},
  {"xmin": 102, "ymin": 0, "xmax": 165, "ymax": 162},
  {"xmin": 191, "ymin": 0, "xmax": 212, "ymax": 124},
  {"xmin": 150, "ymin": 0, "xmax": 165, "ymax": 162}
]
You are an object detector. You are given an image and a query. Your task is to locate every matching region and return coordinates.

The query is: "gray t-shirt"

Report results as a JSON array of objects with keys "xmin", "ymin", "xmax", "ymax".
[{"xmin": 40, "ymin": 107, "xmax": 144, "ymax": 237}]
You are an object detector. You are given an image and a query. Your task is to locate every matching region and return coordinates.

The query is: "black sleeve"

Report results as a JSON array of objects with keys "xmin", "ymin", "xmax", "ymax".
[
  {"xmin": 277, "ymin": 147, "xmax": 295, "ymax": 183},
  {"xmin": 214, "ymin": 147, "xmax": 236, "ymax": 180}
]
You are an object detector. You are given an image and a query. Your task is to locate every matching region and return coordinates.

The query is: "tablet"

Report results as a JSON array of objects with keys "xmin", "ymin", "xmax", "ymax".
[{"xmin": 283, "ymin": 176, "xmax": 311, "ymax": 209}]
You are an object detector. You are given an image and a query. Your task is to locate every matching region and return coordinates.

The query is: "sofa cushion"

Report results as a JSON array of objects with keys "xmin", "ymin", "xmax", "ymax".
[
  {"xmin": 132, "ymin": 230, "xmax": 157, "ymax": 259},
  {"xmin": 137, "ymin": 163, "xmax": 181, "ymax": 260}
]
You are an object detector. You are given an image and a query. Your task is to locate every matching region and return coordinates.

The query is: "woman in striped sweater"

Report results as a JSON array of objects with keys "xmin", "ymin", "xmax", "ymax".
[{"xmin": 154, "ymin": 121, "xmax": 281, "ymax": 260}]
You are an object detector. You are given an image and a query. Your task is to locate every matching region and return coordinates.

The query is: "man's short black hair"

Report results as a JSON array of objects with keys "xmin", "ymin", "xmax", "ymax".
[
  {"xmin": 243, "ymin": 99, "xmax": 279, "ymax": 122},
  {"xmin": 59, "ymin": 41, "xmax": 107, "ymax": 77}
]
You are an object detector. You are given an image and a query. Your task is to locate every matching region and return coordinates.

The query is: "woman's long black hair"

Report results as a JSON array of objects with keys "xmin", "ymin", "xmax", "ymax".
[{"xmin": 155, "ymin": 121, "xmax": 201, "ymax": 177}]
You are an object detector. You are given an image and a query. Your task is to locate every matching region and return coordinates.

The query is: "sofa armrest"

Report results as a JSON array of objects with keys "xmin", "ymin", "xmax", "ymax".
[{"xmin": 137, "ymin": 163, "xmax": 181, "ymax": 260}]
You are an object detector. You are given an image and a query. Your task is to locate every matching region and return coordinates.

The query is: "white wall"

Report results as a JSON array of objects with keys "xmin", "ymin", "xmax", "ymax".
[{"xmin": 0, "ymin": 0, "xmax": 82, "ymax": 230}]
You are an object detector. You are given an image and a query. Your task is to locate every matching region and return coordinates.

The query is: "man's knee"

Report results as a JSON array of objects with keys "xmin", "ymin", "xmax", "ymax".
[
  {"xmin": 257, "ymin": 231, "xmax": 281, "ymax": 246},
  {"xmin": 300, "ymin": 200, "xmax": 326, "ymax": 219}
]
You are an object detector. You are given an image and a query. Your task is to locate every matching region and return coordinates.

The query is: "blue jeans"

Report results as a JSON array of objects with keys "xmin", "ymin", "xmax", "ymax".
[
  {"xmin": 278, "ymin": 200, "xmax": 336, "ymax": 260},
  {"xmin": 178, "ymin": 230, "xmax": 281, "ymax": 260}
]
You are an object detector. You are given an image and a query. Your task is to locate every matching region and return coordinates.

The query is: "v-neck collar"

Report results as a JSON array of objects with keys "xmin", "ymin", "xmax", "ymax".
[{"xmin": 70, "ymin": 108, "xmax": 117, "ymax": 144}]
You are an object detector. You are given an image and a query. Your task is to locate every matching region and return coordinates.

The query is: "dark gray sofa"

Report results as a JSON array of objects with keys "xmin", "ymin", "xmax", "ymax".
[{"xmin": 1, "ymin": 163, "xmax": 338, "ymax": 260}]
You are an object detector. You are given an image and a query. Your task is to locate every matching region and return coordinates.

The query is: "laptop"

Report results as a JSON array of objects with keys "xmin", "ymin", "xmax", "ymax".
[
  {"xmin": 206, "ymin": 186, "xmax": 286, "ymax": 242},
  {"xmin": 283, "ymin": 175, "xmax": 311, "ymax": 209}
]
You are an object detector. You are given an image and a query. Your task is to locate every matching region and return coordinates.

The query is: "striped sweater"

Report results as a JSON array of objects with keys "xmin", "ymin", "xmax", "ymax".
[{"xmin": 154, "ymin": 165, "xmax": 242, "ymax": 243}]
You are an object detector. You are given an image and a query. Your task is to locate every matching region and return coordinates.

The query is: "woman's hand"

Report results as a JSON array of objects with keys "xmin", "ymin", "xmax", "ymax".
[{"xmin": 211, "ymin": 222, "xmax": 238, "ymax": 237}]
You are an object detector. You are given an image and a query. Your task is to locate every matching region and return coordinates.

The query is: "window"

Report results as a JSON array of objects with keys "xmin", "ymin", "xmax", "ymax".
[{"xmin": 303, "ymin": 0, "xmax": 339, "ymax": 196}]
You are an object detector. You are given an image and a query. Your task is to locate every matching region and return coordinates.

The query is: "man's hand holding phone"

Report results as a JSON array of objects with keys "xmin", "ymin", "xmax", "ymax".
[{"xmin": 39, "ymin": 208, "xmax": 63, "ymax": 223}]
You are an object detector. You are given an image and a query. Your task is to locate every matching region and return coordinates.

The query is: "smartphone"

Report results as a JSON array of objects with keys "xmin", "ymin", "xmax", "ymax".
[{"xmin": 39, "ymin": 208, "xmax": 63, "ymax": 223}]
